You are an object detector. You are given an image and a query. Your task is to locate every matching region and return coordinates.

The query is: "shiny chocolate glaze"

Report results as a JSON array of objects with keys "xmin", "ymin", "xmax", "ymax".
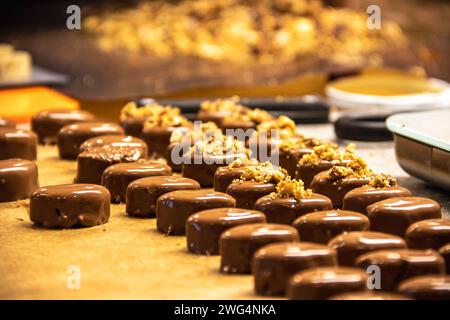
[
  {"xmin": 182, "ymin": 153, "xmax": 245, "ymax": 187},
  {"xmin": 295, "ymin": 159, "xmax": 349, "ymax": 188},
  {"xmin": 101, "ymin": 160, "xmax": 172, "ymax": 203},
  {"xmin": 219, "ymin": 223, "xmax": 299, "ymax": 274},
  {"xmin": 119, "ymin": 118, "xmax": 145, "ymax": 137},
  {"xmin": 156, "ymin": 190, "xmax": 236, "ymax": 235},
  {"xmin": 29, "ymin": 183, "xmax": 110, "ymax": 228},
  {"xmin": 293, "ymin": 210, "xmax": 370, "ymax": 244},
  {"xmin": 287, "ymin": 266, "xmax": 368, "ymax": 300},
  {"xmin": 0, "ymin": 117, "xmax": 15, "ymax": 128},
  {"xmin": 75, "ymin": 146, "xmax": 146, "ymax": 184},
  {"xmin": 79, "ymin": 135, "xmax": 147, "ymax": 157},
  {"xmin": 0, "ymin": 128, "xmax": 37, "ymax": 160},
  {"xmin": 0, "ymin": 159, "xmax": 39, "ymax": 202},
  {"xmin": 213, "ymin": 166, "xmax": 246, "ymax": 193},
  {"xmin": 142, "ymin": 126, "xmax": 191, "ymax": 159},
  {"xmin": 186, "ymin": 208, "xmax": 266, "ymax": 255},
  {"xmin": 328, "ymin": 231, "xmax": 407, "ymax": 266},
  {"xmin": 57, "ymin": 122, "xmax": 124, "ymax": 159},
  {"xmin": 253, "ymin": 242, "xmax": 337, "ymax": 296},
  {"xmin": 367, "ymin": 197, "xmax": 442, "ymax": 237},
  {"xmin": 255, "ymin": 193, "xmax": 333, "ymax": 225},
  {"xmin": 406, "ymin": 218, "xmax": 450, "ymax": 250},
  {"xmin": 278, "ymin": 148, "xmax": 313, "ymax": 177},
  {"xmin": 329, "ymin": 291, "xmax": 411, "ymax": 300},
  {"xmin": 31, "ymin": 109, "xmax": 95, "ymax": 145},
  {"xmin": 356, "ymin": 249, "xmax": 445, "ymax": 291},
  {"xmin": 342, "ymin": 185, "xmax": 412, "ymax": 214},
  {"xmin": 398, "ymin": 275, "xmax": 450, "ymax": 300},
  {"xmin": 311, "ymin": 172, "xmax": 371, "ymax": 208},
  {"xmin": 227, "ymin": 181, "xmax": 276, "ymax": 209},
  {"xmin": 439, "ymin": 244, "xmax": 450, "ymax": 274},
  {"xmin": 126, "ymin": 176, "xmax": 200, "ymax": 217}
]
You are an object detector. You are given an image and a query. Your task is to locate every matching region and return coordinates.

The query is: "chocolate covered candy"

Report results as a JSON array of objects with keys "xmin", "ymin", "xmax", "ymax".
[
  {"xmin": 156, "ymin": 190, "xmax": 235, "ymax": 235},
  {"xmin": 356, "ymin": 249, "xmax": 445, "ymax": 291},
  {"xmin": 126, "ymin": 176, "xmax": 200, "ymax": 217},
  {"xmin": 343, "ymin": 185, "xmax": 412, "ymax": 214},
  {"xmin": 214, "ymin": 166, "xmax": 246, "ymax": 193},
  {"xmin": 0, "ymin": 159, "xmax": 39, "ymax": 202},
  {"xmin": 367, "ymin": 197, "xmax": 442, "ymax": 237},
  {"xmin": 79, "ymin": 135, "xmax": 147, "ymax": 157},
  {"xmin": 253, "ymin": 242, "xmax": 337, "ymax": 296},
  {"xmin": 57, "ymin": 122, "xmax": 124, "ymax": 159},
  {"xmin": 329, "ymin": 291, "xmax": 411, "ymax": 300},
  {"xmin": 101, "ymin": 160, "xmax": 172, "ymax": 203},
  {"xmin": 439, "ymin": 244, "xmax": 450, "ymax": 274},
  {"xmin": 278, "ymin": 147, "xmax": 313, "ymax": 177},
  {"xmin": 31, "ymin": 109, "xmax": 95, "ymax": 144},
  {"xmin": 76, "ymin": 145, "xmax": 146, "ymax": 184},
  {"xmin": 186, "ymin": 208, "xmax": 266, "ymax": 255},
  {"xmin": 398, "ymin": 275, "xmax": 450, "ymax": 300},
  {"xmin": 219, "ymin": 223, "xmax": 299, "ymax": 274},
  {"xmin": 292, "ymin": 210, "xmax": 370, "ymax": 244},
  {"xmin": 0, "ymin": 117, "xmax": 15, "ymax": 128},
  {"xmin": 296, "ymin": 159, "xmax": 347, "ymax": 188},
  {"xmin": 328, "ymin": 231, "xmax": 407, "ymax": 266},
  {"xmin": 0, "ymin": 128, "xmax": 37, "ymax": 160},
  {"xmin": 143, "ymin": 126, "xmax": 184, "ymax": 159},
  {"xmin": 406, "ymin": 218, "xmax": 450, "ymax": 250},
  {"xmin": 287, "ymin": 267, "xmax": 368, "ymax": 300},
  {"xmin": 227, "ymin": 181, "xmax": 276, "ymax": 209},
  {"xmin": 29, "ymin": 184, "xmax": 110, "ymax": 228}
]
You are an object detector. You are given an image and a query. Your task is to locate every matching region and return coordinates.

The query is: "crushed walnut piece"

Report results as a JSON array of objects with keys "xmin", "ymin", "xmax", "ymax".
[
  {"xmin": 143, "ymin": 105, "xmax": 191, "ymax": 128},
  {"xmin": 299, "ymin": 143, "xmax": 347, "ymax": 165},
  {"xmin": 169, "ymin": 121, "xmax": 219, "ymax": 144},
  {"xmin": 256, "ymin": 115, "xmax": 297, "ymax": 139},
  {"xmin": 325, "ymin": 154, "xmax": 373, "ymax": 181},
  {"xmin": 228, "ymin": 156, "xmax": 259, "ymax": 169},
  {"xmin": 200, "ymin": 96, "xmax": 247, "ymax": 113},
  {"xmin": 270, "ymin": 178, "xmax": 312, "ymax": 200},
  {"xmin": 120, "ymin": 101, "xmax": 166, "ymax": 121},
  {"xmin": 237, "ymin": 161, "xmax": 288, "ymax": 184},
  {"xmin": 190, "ymin": 132, "xmax": 246, "ymax": 156},
  {"xmin": 368, "ymin": 173, "xmax": 397, "ymax": 188}
]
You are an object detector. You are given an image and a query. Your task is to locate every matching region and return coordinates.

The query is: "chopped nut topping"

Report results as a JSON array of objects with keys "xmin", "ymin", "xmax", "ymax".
[
  {"xmin": 143, "ymin": 105, "xmax": 191, "ymax": 128},
  {"xmin": 299, "ymin": 143, "xmax": 347, "ymax": 165},
  {"xmin": 200, "ymin": 96, "xmax": 247, "ymax": 113},
  {"xmin": 237, "ymin": 161, "xmax": 288, "ymax": 184},
  {"xmin": 120, "ymin": 101, "xmax": 166, "ymax": 120},
  {"xmin": 255, "ymin": 115, "xmax": 297, "ymax": 139},
  {"xmin": 228, "ymin": 156, "xmax": 259, "ymax": 168},
  {"xmin": 270, "ymin": 178, "xmax": 312, "ymax": 200},
  {"xmin": 190, "ymin": 132, "xmax": 246, "ymax": 156},
  {"xmin": 368, "ymin": 173, "xmax": 397, "ymax": 188},
  {"xmin": 170, "ymin": 121, "xmax": 219, "ymax": 143},
  {"xmin": 325, "ymin": 155, "xmax": 373, "ymax": 181}
]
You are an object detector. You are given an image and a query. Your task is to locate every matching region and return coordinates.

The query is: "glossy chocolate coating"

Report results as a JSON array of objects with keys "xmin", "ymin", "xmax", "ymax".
[
  {"xmin": 219, "ymin": 223, "xmax": 299, "ymax": 274},
  {"xmin": 328, "ymin": 231, "xmax": 407, "ymax": 266},
  {"xmin": 293, "ymin": 210, "xmax": 370, "ymax": 244},
  {"xmin": 156, "ymin": 190, "xmax": 236, "ymax": 235},
  {"xmin": 406, "ymin": 218, "xmax": 450, "ymax": 250},
  {"xmin": 278, "ymin": 148, "xmax": 313, "ymax": 177},
  {"xmin": 253, "ymin": 242, "xmax": 337, "ymax": 296},
  {"xmin": 119, "ymin": 118, "xmax": 144, "ymax": 137},
  {"xmin": 329, "ymin": 291, "xmax": 411, "ymax": 300},
  {"xmin": 311, "ymin": 172, "xmax": 371, "ymax": 208},
  {"xmin": 31, "ymin": 109, "xmax": 95, "ymax": 144},
  {"xmin": 182, "ymin": 153, "xmax": 244, "ymax": 187},
  {"xmin": 101, "ymin": 160, "xmax": 172, "ymax": 203},
  {"xmin": 0, "ymin": 159, "xmax": 39, "ymax": 202},
  {"xmin": 227, "ymin": 181, "xmax": 276, "ymax": 209},
  {"xmin": 287, "ymin": 267, "xmax": 368, "ymax": 300},
  {"xmin": 213, "ymin": 166, "xmax": 246, "ymax": 193},
  {"xmin": 356, "ymin": 249, "xmax": 445, "ymax": 291},
  {"xmin": 186, "ymin": 208, "xmax": 266, "ymax": 255},
  {"xmin": 126, "ymin": 176, "xmax": 200, "ymax": 217},
  {"xmin": 398, "ymin": 275, "xmax": 450, "ymax": 300},
  {"xmin": 79, "ymin": 135, "xmax": 147, "ymax": 157},
  {"xmin": 142, "ymin": 126, "xmax": 190, "ymax": 159},
  {"xmin": 76, "ymin": 146, "xmax": 146, "ymax": 184},
  {"xmin": 367, "ymin": 197, "xmax": 442, "ymax": 237},
  {"xmin": 29, "ymin": 184, "xmax": 110, "ymax": 228},
  {"xmin": 254, "ymin": 193, "xmax": 333, "ymax": 225},
  {"xmin": 295, "ymin": 159, "xmax": 349, "ymax": 188},
  {"xmin": 342, "ymin": 185, "xmax": 412, "ymax": 214},
  {"xmin": 439, "ymin": 244, "xmax": 450, "ymax": 274},
  {"xmin": 0, "ymin": 128, "xmax": 37, "ymax": 160},
  {"xmin": 57, "ymin": 122, "xmax": 124, "ymax": 159},
  {"xmin": 0, "ymin": 117, "xmax": 15, "ymax": 128}
]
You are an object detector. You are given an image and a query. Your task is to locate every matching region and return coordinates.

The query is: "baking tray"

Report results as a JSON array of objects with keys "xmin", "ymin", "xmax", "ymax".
[
  {"xmin": 386, "ymin": 109, "xmax": 450, "ymax": 191},
  {"xmin": 0, "ymin": 65, "xmax": 69, "ymax": 89}
]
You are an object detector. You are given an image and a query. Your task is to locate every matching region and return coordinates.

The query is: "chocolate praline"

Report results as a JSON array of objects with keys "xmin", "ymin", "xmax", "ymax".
[
  {"xmin": 57, "ymin": 122, "xmax": 124, "ymax": 159},
  {"xmin": 253, "ymin": 242, "xmax": 337, "ymax": 296},
  {"xmin": 292, "ymin": 210, "xmax": 370, "ymax": 244},
  {"xmin": 398, "ymin": 275, "xmax": 450, "ymax": 300},
  {"xmin": 355, "ymin": 249, "xmax": 445, "ymax": 291},
  {"xmin": 328, "ymin": 231, "xmax": 407, "ymax": 266},
  {"xmin": 311, "ymin": 172, "xmax": 372, "ymax": 208},
  {"xmin": 79, "ymin": 135, "xmax": 147, "ymax": 157},
  {"xmin": 29, "ymin": 184, "xmax": 110, "ymax": 228},
  {"xmin": 329, "ymin": 291, "xmax": 411, "ymax": 300},
  {"xmin": 254, "ymin": 193, "xmax": 333, "ymax": 225},
  {"xmin": 213, "ymin": 165, "xmax": 246, "ymax": 193},
  {"xmin": 126, "ymin": 176, "xmax": 201, "ymax": 217},
  {"xmin": 342, "ymin": 185, "xmax": 412, "ymax": 214},
  {"xmin": 186, "ymin": 208, "xmax": 266, "ymax": 255},
  {"xmin": 101, "ymin": 160, "xmax": 172, "ymax": 203},
  {"xmin": 197, "ymin": 110, "xmax": 231, "ymax": 126},
  {"xmin": 0, "ymin": 159, "xmax": 39, "ymax": 202},
  {"xmin": 227, "ymin": 181, "xmax": 276, "ymax": 209},
  {"xmin": 0, "ymin": 128, "xmax": 37, "ymax": 160},
  {"xmin": 439, "ymin": 244, "xmax": 450, "ymax": 274},
  {"xmin": 156, "ymin": 190, "xmax": 236, "ymax": 235},
  {"xmin": 142, "ymin": 126, "xmax": 191, "ymax": 159},
  {"xmin": 31, "ymin": 109, "xmax": 95, "ymax": 145},
  {"xmin": 295, "ymin": 159, "xmax": 349, "ymax": 188},
  {"xmin": 367, "ymin": 197, "xmax": 442, "ymax": 237},
  {"xmin": 119, "ymin": 118, "xmax": 145, "ymax": 137},
  {"xmin": 75, "ymin": 145, "xmax": 146, "ymax": 184},
  {"xmin": 0, "ymin": 117, "xmax": 15, "ymax": 128},
  {"xmin": 219, "ymin": 223, "xmax": 299, "ymax": 274},
  {"xmin": 277, "ymin": 148, "xmax": 313, "ymax": 177},
  {"xmin": 405, "ymin": 218, "xmax": 450, "ymax": 250},
  {"xmin": 287, "ymin": 267, "xmax": 368, "ymax": 300}
]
